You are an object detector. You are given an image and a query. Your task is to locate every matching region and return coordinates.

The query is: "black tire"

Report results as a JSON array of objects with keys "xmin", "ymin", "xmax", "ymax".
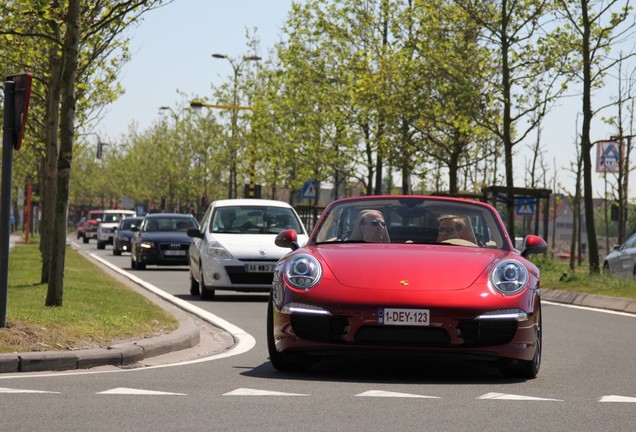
[
  {"xmin": 97, "ymin": 240, "xmax": 105, "ymax": 250},
  {"xmin": 603, "ymin": 262, "xmax": 610, "ymax": 274},
  {"xmin": 267, "ymin": 292, "xmax": 311, "ymax": 372},
  {"xmin": 189, "ymin": 271, "xmax": 200, "ymax": 296},
  {"xmin": 113, "ymin": 247, "xmax": 121, "ymax": 256},
  {"xmin": 136, "ymin": 260, "xmax": 146, "ymax": 270},
  {"xmin": 500, "ymin": 304, "xmax": 541, "ymax": 379},
  {"xmin": 83, "ymin": 236, "xmax": 89, "ymax": 244},
  {"xmin": 199, "ymin": 269, "xmax": 215, "ymax": 300}
]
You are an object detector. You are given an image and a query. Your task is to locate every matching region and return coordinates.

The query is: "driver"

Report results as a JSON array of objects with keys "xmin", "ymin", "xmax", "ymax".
[{"xmin": 437, "ymin": 214, "xmax": 465, "ymax": 242}]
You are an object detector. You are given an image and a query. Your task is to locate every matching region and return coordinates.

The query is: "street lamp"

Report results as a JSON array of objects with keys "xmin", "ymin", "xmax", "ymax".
[{"xmin": 211, "ymin": 53, "xmax": 261, "ymax": 199}]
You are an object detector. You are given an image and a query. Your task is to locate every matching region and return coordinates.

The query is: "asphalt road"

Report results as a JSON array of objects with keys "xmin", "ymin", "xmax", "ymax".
[{"xmin": 0, "ymin": 238, "xmax": 634, "ymax": 432}]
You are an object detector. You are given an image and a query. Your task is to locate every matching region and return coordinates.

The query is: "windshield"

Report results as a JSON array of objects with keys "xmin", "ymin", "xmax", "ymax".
[
  {"xmin": 120, "ymin": 218, "xmax": 141, "ymax": 230},
  {"xmin": 313, "ymin": 197, "xmax": 509, "ymax": 250},
  {"xmin": 210, "ymin": 206, "xmax": 303, "ymax": 234},
  {"xmin": 144, "ymin": 217, "xmax": 198, "ymax": 232}
]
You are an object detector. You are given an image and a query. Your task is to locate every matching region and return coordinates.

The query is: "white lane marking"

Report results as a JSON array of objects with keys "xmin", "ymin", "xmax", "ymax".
[
  {"xmin": 223, "ymin": 388, "xmax": 309, "ymax": 396},
  {"xmin": 97, "ymin": 387, "xmax": 186, "ymax": 395},
  {"xmin": 0, "ymin": 387, "xmax": 60, "ymax": 394},
  {"xmin": 542, "ymin": 300, "xmax": 635, "ymax": 318},
  {"xmin": 356, "ymin": 390, "xmax": 440, "ymax": 399},
  {"xmin": 599, "ymin": 395, "xmax": 636, "ymax": 403},
  {"xmin": 478, "ymin": 392, "xmax": 562, "ymax": 401}
]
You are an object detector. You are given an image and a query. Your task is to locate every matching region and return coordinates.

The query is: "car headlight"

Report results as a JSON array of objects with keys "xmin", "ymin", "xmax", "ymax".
[
  {"xmin": 140, "ymin": 241, "xmax": 154, "ymax": 249},
  {"xmin": 206, "ymin": 241, "xmax": 233, "ymax": 259},
  {"xmin": 489, "ymin": 260, "xmax": 528, "ymax": 295},
  {"xmin": 284, "ymin": 254, "xmax": 322, "ymax": 290}
]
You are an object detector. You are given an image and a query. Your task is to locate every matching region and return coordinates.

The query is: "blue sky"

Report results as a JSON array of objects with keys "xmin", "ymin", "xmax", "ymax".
[
  {"xmin": 95, "ymin": 0, "xmax": 632, "ymax": 198},
  {"xmin": 96, "ymin": 0, "xmax": 296, "ymax": 140}
]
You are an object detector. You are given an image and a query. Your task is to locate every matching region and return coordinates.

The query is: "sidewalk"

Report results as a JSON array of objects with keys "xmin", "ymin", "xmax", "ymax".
[{"xmin": 1, "ymin": 235, "xmax": 635, "ymax": 373}]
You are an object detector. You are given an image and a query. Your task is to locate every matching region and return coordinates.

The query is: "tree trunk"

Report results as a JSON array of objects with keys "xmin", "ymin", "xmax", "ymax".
[
  {"xmin": 40, "ymin": 30, "xmax": 63, "ymax": 284},
  {"xmin": 46, "ymin": 0, "xmax": 81, "ymax": 306},
  {"xmin": 581, "ymin": 1, "xmax": 600, "ymax": 273}
]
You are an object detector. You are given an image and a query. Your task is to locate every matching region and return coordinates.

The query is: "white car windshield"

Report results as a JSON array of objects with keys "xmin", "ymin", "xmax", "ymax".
[{"xmin": 210, "ymin": 206, "xmax": 302, "ymax": 234}]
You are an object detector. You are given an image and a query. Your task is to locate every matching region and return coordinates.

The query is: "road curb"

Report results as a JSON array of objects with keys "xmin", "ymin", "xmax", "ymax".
[
  {"xmin": 542, "ymin": 288, "xmax": 636, "ymax": 314},
  {"xmin": 0, "ymin": 316, "xmax": 201, "ymax": 373}
]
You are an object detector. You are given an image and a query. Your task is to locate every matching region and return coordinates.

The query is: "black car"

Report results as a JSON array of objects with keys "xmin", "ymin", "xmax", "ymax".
[
  {"xmin": 113, "ymin": 216, "xmax": 144, "ymax": 256},
  {"xmin": 130, "ymin": 213, "xmax": 199, "ymax": 270}
]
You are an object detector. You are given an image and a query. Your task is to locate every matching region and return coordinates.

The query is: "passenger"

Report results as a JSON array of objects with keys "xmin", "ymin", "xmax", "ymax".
[
  {"xmin": 349, "ymin": 210, "xmax": 390, "ymax": 243},
  {"xmin": 436, "ymin": 214, "xmax": 465, "ymax": 242}
]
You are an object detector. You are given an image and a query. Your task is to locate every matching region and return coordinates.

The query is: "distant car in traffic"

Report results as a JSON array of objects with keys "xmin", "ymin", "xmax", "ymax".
[
  {"xmin": 187, "ymin": 199, "xmax": 308, "ymax": 300},
  {"xmin": 76, "ymin": 217, "xmax": 85, "ymax": 240},
  {"xmin": 113, "ymin": 216, "xmax": 144, "ymax": 256},
  {"xmin": 96, "ymin": 209, "xmax": 137, "ymax": 249},
  {"xmin": 603, "ymin": 232, "xmax": 636, "ymax": 276},
  {"xmin": 130, "ymin": 213, "xmax": 198, "ymax": 270},
  {"xmin": 82, "ymin": 210, "xmax": 104, "ymax": 243}
]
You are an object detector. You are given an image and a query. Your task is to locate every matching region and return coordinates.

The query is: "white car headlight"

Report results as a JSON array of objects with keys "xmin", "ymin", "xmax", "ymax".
[
  {"xmin": 206, "ymin": 241, "xmax": 233, "ymax": 259},
  {"xmin": 140, "ymin": 241, "xmax": 154, "ymax": 249},
  {"xmin": 490, "ymin": 260, "xmax": 528, "ymax": 295},
  {"xmin": 284, "ymin": 254, "xmax": 322, "ymax": 290}
]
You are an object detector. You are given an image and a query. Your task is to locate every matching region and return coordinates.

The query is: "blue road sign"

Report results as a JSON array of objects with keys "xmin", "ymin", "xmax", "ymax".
[
  {"xmin": 516, "ymin": 197, "xmax": 535, "ymax": 216},
  {"xmin": 301, "ymin": 180, "xmax": 318, "ymax": 199}
]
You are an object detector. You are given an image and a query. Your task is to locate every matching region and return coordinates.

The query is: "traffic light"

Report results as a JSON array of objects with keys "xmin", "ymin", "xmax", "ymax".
[{"xmin": 96, "ymin": 142, "xmax": 103, "ymax": 159}]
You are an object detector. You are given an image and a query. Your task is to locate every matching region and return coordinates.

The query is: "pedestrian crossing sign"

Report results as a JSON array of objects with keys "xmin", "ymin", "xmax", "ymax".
[
  {"xmin": 596, "ymin": 140, "xmax": 620, "ymax": 173},
  {"xmin": 516, "ymin": 197, "xmax": 535, "ymax": 216},
  {"xmin": 301, "ymin": 180, "xmax": 318, "ymax": 199}
]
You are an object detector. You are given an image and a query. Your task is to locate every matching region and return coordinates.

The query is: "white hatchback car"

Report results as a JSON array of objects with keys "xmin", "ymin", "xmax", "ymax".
[{"xmin": 187, "ymin": 199, "xmax": 308, "ymax": 300}]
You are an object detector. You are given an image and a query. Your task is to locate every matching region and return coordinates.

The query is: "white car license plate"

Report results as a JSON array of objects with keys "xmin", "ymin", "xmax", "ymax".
[
  {"xmin": 245, "ymin": 263, "xmax": 275, "ymax": 273},
  {"xmin": 378, "ymin": 308, "xmax": 430, "ymax": 326},
  {"xmin": 163, "ymin": 250, "xmax": 186, "ymax": 256}
]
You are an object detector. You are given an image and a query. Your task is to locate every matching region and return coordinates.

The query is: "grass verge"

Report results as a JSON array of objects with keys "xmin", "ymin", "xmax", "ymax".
[
  {"xmin": 0, "ymin": 239, "xmax": 178, "ymax": 353},
  {"xmin": 532, "ymin": 255, "xmax": 636, "ymax": 299}
]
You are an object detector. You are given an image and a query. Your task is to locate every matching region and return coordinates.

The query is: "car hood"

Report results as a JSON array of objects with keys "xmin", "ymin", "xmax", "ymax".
[
  {"xmin": 213, "ymin": 233, "xmax": 309, "ymax": 260},
  {"xmin": 315, "ymin": 244, "xmax": 505, "ymax": 291},
  {"xmin": 141, "ymin": 232, "xmax": 192, "ymax": 243}
]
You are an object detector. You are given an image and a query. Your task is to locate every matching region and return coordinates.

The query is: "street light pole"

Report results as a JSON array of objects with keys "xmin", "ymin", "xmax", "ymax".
[{"xmin": 211, "ymin": 53, "xmax": 261, "ymax": 199}]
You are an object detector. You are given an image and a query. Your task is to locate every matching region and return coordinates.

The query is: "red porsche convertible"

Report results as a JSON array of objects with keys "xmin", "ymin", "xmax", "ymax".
[{"xmin": 268, "ymin": 195, "xmax": 548, "ymax": 378}]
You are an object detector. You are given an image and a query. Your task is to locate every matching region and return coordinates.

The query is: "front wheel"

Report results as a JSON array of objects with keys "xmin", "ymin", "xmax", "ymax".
[
  {"xmin": 267, "ymin": 293, "xmax": 311, "ymax": 372},
  {"xmin": 199, "ymin": 269, "xmax": 215, "ymax": 300},
  {"xmin": 500, "ymin": 304, "xmax": 541, "ymax": 379},
  {"xmin": 189, "ymin": 271, "xmax": 200, "ymax": 296}
]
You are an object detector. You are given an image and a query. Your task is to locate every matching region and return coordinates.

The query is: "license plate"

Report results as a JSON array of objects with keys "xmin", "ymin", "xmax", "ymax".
[
  {"xmin": 378, "ymin": 308, "xmax": 430, "ymax": 326},
  {"xmin": 245, "ymin": 263, "xmax": 275, "ymax": 273},
  {"xmin": 163, "ymin": 250, "xmax": 186, "ymax": 256}
]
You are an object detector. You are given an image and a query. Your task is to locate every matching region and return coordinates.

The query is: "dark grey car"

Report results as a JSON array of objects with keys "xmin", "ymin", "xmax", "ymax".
[{"xmin": 113, "ymin": 217, "xmax": 144, "ymax": 256}]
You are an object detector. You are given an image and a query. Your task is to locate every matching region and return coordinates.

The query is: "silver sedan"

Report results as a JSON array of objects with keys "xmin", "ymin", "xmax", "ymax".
[{"xmin": 603, "ymin": 232, "xmax": 636, "ymax": 276}]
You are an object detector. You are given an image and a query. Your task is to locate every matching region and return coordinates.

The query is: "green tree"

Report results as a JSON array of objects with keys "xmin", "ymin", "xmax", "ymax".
[{"xmin": 555, "ymin": 0, "xmax": 636, "ymax": 273}]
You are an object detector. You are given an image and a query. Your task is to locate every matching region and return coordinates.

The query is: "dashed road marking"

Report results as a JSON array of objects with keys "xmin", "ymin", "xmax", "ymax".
[
  {"xmin": 223, "ymin": 388, "xmax": 309, "ymax": 396},
  {"xmin": 599, "ymin": 395, "xmax": 636, "ymax": 403},
  {"xmin": 97, "ymin": 387, "xmax": 187, "ymax": 395},
  {"xmin": 0, "ymin": 387, "xmax": 60, "ymax": 394},
  {"xmin": 356, "ymin": 390, "xmax": 440, "ymax": 399},
  {"xmin": 478, "ymin": 392, "xmax": 562, "ymax": 401}
]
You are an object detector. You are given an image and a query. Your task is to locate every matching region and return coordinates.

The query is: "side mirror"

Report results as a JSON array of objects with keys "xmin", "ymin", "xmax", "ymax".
[
  {"xmin": 521, "ymin": 234, "xmax": 548, "ymax": 258},
  {"xmin": 275, "ymin": 229, "xmax": 300, "ymax": 250},
  {"xmin": 187, "ymin": 228, "xmax": 204, "ymax": 239}
]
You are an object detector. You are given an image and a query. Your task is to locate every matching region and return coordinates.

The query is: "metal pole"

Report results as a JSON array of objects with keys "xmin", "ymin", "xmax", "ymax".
[{"xmin": 1, "ymin": 80, "xmax": 16, "ymax": 327}]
